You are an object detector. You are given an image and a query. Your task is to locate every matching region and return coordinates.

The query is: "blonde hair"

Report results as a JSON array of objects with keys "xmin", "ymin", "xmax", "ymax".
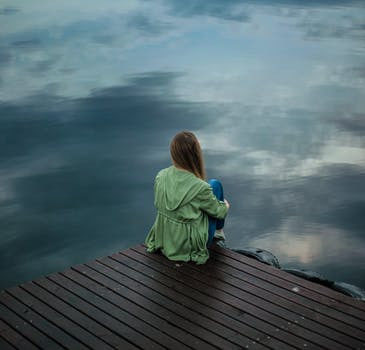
[{"xmin": 170, "ymin": 131, "xmax": 206, "ymax": 180}]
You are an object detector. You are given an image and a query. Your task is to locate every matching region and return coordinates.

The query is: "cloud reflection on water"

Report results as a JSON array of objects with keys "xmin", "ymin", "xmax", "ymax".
[
  {"xmin": 0, "ymin": 0, "xmax": 364, "ymax": 289},
  {"xmin": 0, "ymin": 72, "xmax": 212, "ymax": 288}
]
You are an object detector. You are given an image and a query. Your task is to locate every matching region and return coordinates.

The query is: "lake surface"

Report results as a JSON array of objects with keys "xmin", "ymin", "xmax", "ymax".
[{"xmin": 1, "ymin": 0, "xmax": 365, "ymax": 291}]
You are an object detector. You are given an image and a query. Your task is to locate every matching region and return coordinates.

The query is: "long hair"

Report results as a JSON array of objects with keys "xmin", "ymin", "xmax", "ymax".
[{"xmin": 170, "ymin": 131, "xmax": 207, "ymax": 180}]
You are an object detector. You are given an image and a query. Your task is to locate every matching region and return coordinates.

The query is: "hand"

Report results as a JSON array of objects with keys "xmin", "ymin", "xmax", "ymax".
[{"xmin": 224, "ymin": 199, "xmax": 230, "ymax": 209}]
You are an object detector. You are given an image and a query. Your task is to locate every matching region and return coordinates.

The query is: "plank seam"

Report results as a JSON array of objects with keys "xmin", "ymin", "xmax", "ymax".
[
  {"xmin": 92, "ymin": 259, "xmax": 247, "ymax": 350},
  {"xmin": 6, "ymin": 288, "xmax": 92, "ymax": 350},
  {"xmin": 212, "ymin": 249, "xmax": 365, "ymax": 321},
  {"xmin": 68, "ymin": 266, "xmax": 209, "ymax": 350},
  {"xmin": 211, "ymin": 246, "xmax": 365, "ymax": 313},
  {"xmin": 18, "ymin": 283, "xmax": 112, "ymax": 350},
  {"xmin": 55, "ymin": 271, "xmax": 189, "ymax": 350},
  {"xmin": 135, "ymin": 246, "xmax": 365, "ymax": 345},
  {"xmin": 204, "ymin": 254, "xmax": 365, "ymax": 339},
  {"xmin": 70, "ymin": 264, "xmax": 207, "ymax": 348},
  {"xmin": 81, "ymin": 262, "xmax": 205, "ymax": 334},
  {"xmin": 0, "ymin": 334, "xmax": 17, "ymax": 350},
  {"xmin": 105, "ymin": 253, "xmax": 305, "ymax": 350},
  {"xmin": 120, "ymin": 249, "xmax": 344, "ymax": 350},
  {"xmin": 2, "ymin": 290, "xmax": 77, "ymax": 350},
  {"xmin": 33, "ymin": 278, "xmax": 144, "ymax": 350},
  {"xmin": 0, "ymin": 303, "xmax": 42, "ymax": 350},
  {"xmin": 211, "ymin": 254, "xmax": 354, "ymax": 314}
]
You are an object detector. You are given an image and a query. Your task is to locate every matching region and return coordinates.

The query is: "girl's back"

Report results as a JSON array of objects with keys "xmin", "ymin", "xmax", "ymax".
[{"xmin": 145, "ymin": 131, "xmax": 229, "ymax": 264}]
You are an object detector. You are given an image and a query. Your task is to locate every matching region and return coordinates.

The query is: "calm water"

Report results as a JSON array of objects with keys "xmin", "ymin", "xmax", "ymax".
[{"xmin": 1, "ymin": 0, "xmax": 365, "ymax": 290}]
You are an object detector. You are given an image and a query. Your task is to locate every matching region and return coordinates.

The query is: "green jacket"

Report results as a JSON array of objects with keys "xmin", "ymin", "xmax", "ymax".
[{"xmin": 145, "ymin": 165, "xmax": 228, "ymax": 264}]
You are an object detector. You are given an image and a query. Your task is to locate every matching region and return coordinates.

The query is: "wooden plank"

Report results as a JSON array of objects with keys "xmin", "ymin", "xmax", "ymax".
[
  {"xmin": 81, "ymin": 260, "xmax": 261, "ymax": 350},
  {"xmin": 116, "ymin": 248, "xmax": 347, "ymax": 350},
  {"xmin": 207, "ymin": 249, "xmax": 365, "ymax": 338},
  {"xmin": 61, "ymin": 268, "xmax": 210, "ymax": 350},
  {"xmin": 0, "ymin": 302, "xmax": 59, "ymax": 349},
  {"xmin": 5, "ymin": 284, "xmax": 107, "ymax": 349},
  {"xmin": 136, "ymin": 249, "xmax": 365, "ymax": 346},
  {"xmin": 211, "ymin": 247, "xmax": 365, "ymax": 324},
  {"xmin": 1, "ymin": 290, "xmax": 87, "ymax": 350},
  {"xmin": 0, "ymin": 319, "xmax": 30, "ymax": 350},
  {"xmin": 1, "ymin": 243, "xmax": 364, "ymax": 350},
  {"xmin": 133, "ymin": 245, "xmax": 365, "ymax": 348},
  {"xmin": 211, "ymin": 244, "xmax": 365, "ymax": 315},
  {"xmin": 47, "ymin": 271, "xmax": 189, "ymax": 350},
  {"xmin": 71, "ymin": 264, "xmax": 239, "ymax": 350},
  {"xmin": 95, "ymin": 251, "xmax": 317, "ymax": 350},
  {"xmin": 33, "ymin": 276, "xmax": 154, "ymax": 350},
  {"xmin": 19, "ymin": 281, "xmax": 117, "ymax": 350},
  {"xmin": 0, "ymin": 336, "xmax": 16, "ymax": 350}
]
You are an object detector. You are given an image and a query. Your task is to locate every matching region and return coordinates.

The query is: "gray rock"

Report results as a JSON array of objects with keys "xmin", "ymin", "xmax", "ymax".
[
  {"xmin": 231, "ymin": 247, "xmax": 281, "ymax": 268},
  {"xmin": 283, "ymin": 268, "xmax": 334, "ymax": 287},
  {"xmin": 332, "ymin": 282, "xmax": 365, "ymax": 300}
]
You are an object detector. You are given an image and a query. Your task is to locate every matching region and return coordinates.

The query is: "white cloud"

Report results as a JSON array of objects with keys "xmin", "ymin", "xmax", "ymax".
[
  {"xmin": 0, "ymin": 153, "xmax": 67, "ymax": 205},
  {"xmin": 247, "ymin": 218, "xmax": 365, "ymax": 265},
  {"xmin": 1, "ymin": 0, "xmax": 141, "ymax": 35}
]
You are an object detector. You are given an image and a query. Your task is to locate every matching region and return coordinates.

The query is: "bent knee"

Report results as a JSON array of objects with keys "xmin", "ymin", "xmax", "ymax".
[{"xmin": 208, "ymin": 178, "xmax": 222, "ymax": 189}]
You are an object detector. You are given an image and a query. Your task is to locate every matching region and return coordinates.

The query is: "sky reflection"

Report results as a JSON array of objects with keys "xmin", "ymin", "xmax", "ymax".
[{"xmin": 0, "ymin": 0, "xmax": 364, "ymax": 290}]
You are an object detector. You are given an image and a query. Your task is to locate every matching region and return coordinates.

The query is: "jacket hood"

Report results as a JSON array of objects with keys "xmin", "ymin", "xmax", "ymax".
[{"xmin": 155, "ymin": 166, "xmax": 206, "ymax": 211}]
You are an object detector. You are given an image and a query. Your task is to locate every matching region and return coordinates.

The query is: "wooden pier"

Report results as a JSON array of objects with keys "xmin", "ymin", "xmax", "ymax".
[{"xmin": 1, "ymin": 243, "xmax": 365, "ymax": 349}]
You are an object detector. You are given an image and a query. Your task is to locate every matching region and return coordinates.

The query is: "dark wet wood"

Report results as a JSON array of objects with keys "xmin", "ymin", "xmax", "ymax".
[
  {"xmin": 208, "ymin": 249, "xmax": 365, "ymax": 337},
  {"xmin": 124, "ymin": 247, "xmax": 349, "ymax": 350},
  {"xmin": 132, "ymin": 245, "xmax": 365, "ymax": 349},
  {"xmin": 0, "ymin": 318, "xmax": 35, "ymax": 350},
  {"xmin": 211, "ymin": 245, "xmax": 365, "ymax": 319},
  {"xmin": 0, "ymin": 333, "xmax": 16, "ymax": 350},
  {"xmin": 83, "ymin": 259, "xmax": 247, "ymax": 350},
  {"xmin": 1, "ymin": 289, "xmax": 88, "ymax": 350},
  {"xmin": 1, "ymin": 244, "xmax": 364, "ymax": 350},
  {"xmin": 0, "ymin": 301, "xmax": 62, "ymax": 349}
]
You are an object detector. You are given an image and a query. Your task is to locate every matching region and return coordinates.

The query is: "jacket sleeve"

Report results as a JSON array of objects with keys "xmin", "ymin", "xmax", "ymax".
[
  {"xmin": 153, "ymin": 171, "xmax": 162, "ymax": 208},
  {"xmin": 196, "ymin": 184, "xmax": 228, "ymax": 219}
]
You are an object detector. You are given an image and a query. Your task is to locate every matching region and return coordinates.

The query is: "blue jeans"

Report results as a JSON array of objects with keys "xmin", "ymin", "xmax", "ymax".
[{"xmin": 207, "ymin": 179, "xmax": 225, "ymax": 247}]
